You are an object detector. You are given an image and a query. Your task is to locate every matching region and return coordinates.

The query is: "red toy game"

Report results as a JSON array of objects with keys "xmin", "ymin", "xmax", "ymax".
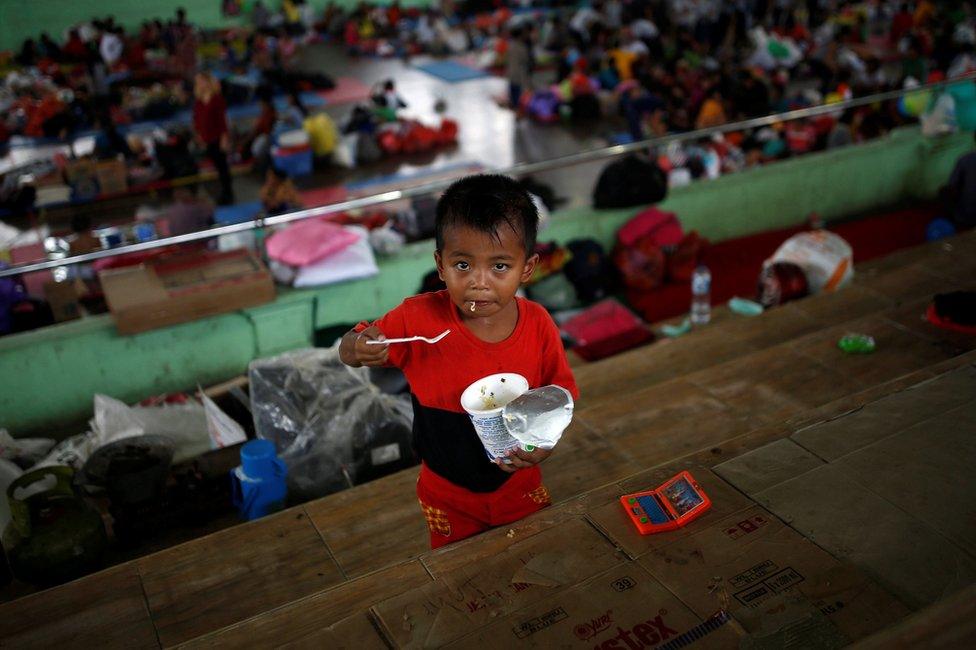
[{"xmin": 620, "ymin": 471, "xmax": 712, "ymax": 534}]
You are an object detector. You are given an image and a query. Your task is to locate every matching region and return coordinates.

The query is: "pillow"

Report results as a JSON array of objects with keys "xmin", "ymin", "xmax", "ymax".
[
  {"xmin": 266, "ymin": 218, "xmax": 360, "ymax": 267},
  {"xmin": 293, "ymin": 226, "xmax": 379, "ymax": 287}
]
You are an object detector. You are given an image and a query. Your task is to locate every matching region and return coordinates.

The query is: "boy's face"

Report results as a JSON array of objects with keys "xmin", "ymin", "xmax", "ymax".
[{"xmin": 435, "ymin": 224, "xmax": 537, "ymax": 320}]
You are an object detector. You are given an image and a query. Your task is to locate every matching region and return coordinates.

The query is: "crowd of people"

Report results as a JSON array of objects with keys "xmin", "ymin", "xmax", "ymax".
[
  {"xmin": 0, "ymin": 1, "xmax": 973, "ymax": 215},
  {"xmin": 488, "ymin": 0, "xmax": 976, "ymax": 182},
  {"xmin": 0, "ymin": 3, "xmax": 338, "ymax": 213}
]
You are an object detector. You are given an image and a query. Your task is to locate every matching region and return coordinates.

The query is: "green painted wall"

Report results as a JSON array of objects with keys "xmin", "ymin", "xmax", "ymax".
[
  {"xmin": 0, "ymin": 126, "xmax": 971, "ymax": 436},
  {"xmin": 0, "ymin": 0, "xmax": 432, "ymax": 52}
]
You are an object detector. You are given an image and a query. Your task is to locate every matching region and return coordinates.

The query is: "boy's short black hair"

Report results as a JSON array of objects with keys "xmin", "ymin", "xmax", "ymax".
[{"xmin": 435, "ymin": 174, "xmax": 538, "ymax": 256}]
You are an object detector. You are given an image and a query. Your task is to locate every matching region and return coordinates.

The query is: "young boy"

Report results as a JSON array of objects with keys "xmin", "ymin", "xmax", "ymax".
[{"xmin": 339, "ymin": 174, "xmax": 579, "ymax": 548}]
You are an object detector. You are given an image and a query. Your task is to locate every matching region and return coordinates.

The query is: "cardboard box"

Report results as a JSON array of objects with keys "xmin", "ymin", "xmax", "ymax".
[
  {"xmin": 96, "ymin": 159, "xmax": 129, "ymax": 195},
  {"xmin": 371, "ymin": 518, "xmax": 624, "ymax": 647},
  {"xmin": 35, "ymin": 184, "xmax": 72, "ymax": 206},
  {"xmin": 99, "ymin": 249, "xmax": 275, "ymax": 335},
  {"xmin": 44, "ymin": 278, "xmax": 85, "ymax": 322},
  {"xmin": 265, "ymin": 613, "xmax": 387, "ymax": 649},
  {"xmin": 64, "ymin": 158, "xmax": 97, "ymax": 184},
  {"xmin": 9, "ymin": 241, "xmax": 50, "ymax": 298},
  {"xmin": 586, "ymin": 464, "xmax": 756, "ymax": 560},
  {"xmin": 445, "ymin": 563, "xmax": 743, "ymax": 649},
  {"xmin": 636, "ymin": 505, "xmax": 910, "ymax": 644},
  {"xmin": 64, "ymin": 158, "xmax": 99, "ymax": 201}
]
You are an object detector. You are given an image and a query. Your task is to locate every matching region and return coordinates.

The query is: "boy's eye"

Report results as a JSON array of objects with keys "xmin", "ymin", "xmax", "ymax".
[
  {"xmin": 493, "ymin": 263, "xmax": 510, "ymax": 272},
  {"xmin": 454, "ymin": 261, "xmax": 469, "ymax": 271}
]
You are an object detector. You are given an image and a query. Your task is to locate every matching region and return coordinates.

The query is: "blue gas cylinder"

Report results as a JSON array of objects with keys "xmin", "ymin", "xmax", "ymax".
[{"xmin": 230, "ymin": 439, "xmax": 288, "ymax": 520}]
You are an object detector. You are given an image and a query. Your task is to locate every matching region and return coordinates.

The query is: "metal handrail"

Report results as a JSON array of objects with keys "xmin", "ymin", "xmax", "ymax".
[{"xmin": 2, "ymin": 71, "xmax": 973, "ymax": 279}]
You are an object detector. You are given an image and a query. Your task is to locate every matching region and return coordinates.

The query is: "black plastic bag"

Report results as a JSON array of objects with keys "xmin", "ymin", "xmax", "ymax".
[
  {"xmin": 592, "ymin": 154, "xmax": 667, "ymax": 209},
  {"xmin": 249, "ymin": 348, "xmax": 415, "ymax": 501},
  {"xmin": 563, "ymin": 239, "xmax": 617, "ymax": 303}
]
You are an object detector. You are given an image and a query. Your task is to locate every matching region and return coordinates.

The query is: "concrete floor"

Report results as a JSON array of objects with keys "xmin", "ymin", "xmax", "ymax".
[{"xmin": 235, "ymin": 42, "xmax": 618, "ymax": 209}]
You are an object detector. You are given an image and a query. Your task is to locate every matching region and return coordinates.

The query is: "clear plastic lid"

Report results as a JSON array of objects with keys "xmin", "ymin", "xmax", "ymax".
[{"xmin": 502, "ymin": 385, "xmax": 574, "ymax": 449}]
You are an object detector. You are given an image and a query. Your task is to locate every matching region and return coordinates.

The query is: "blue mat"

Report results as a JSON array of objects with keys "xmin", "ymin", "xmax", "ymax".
[
  {"xmin": 214, "ymin": 200, "xmax": 263, "ymax": 225},
  {"xmin": 415, "ymin": 60, "xmax": 489, "ymax": 83},
  {"xmin": 344, "ymin": 161, "xmax": 485, "ymax": 192},
  {"xmin": 8, "ymin": 91, "xmax": 327, "ymax": 147},
  {"xmin": 608, "ymin": 132, "xmax": 636, "ymax": 146},
  {"xmin": 225, "ymin": 91, "xmax": 327, "ymax": 121}
]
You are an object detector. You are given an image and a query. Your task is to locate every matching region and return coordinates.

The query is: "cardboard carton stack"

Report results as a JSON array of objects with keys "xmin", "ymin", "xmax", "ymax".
[{"xmin": 100, "ymin": 249, "xmax": 275, "ymax": 335}]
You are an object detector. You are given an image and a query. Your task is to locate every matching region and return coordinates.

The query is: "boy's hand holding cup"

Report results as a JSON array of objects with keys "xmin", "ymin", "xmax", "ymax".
[
  {"xmin": 461, "ymin": 376, "xmax": 574, "ymax": 473},
  {"xmin": 496, "ymin": 445, "xmax": 552, "ymax": 472}
]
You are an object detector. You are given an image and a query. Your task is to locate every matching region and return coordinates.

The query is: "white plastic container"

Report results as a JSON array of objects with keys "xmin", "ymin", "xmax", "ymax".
[{"xmin": 460, "ymin": 373, "xmax": 529, "ymax": 462}]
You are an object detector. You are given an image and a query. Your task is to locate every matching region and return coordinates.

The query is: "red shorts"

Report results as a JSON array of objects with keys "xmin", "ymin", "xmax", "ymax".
[{"xmin": 416, "ymin": 463, "xmax": 551, "ymax": 549}]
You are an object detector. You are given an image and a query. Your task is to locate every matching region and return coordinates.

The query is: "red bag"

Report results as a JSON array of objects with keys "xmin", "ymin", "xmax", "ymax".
[
  {"xmin": 617, "ymin": 207, "xmax": 683, "ymax": 249},
  {"xmin": 400, "ymin": 122, "xmax": 424, "ymax": 153},
  {"xmin": 438, "ymin": 119, "xmax": 459, "ymax": 144},
  {"xmin": 757, "ymin": 262, "xmax": 809, "ymax": 307},
  {"xmin": 561, "ymin": 298, "xmax": 654, "ymax": 361},
  {"xmin": 413, "ymin": 125, "xmax": 438, "ymax": 151},
  {"xmin": 377, "ymin": 130, "xmax": 402, "ymax": 154},
  {"xmin": 613, "ymin": 238, "xmax": 666, "ymax": 291},
  {"xmin": 666, "ymin": 231, "xmax": 705, "ymax": 283}
]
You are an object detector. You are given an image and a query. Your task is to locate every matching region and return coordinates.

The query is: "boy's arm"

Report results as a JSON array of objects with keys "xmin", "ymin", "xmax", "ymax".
[
  {"xmin": 339, "ymin": 303, "xmax": 410, "ymax": 369},
  {"xmin": 339, "ymin": 326, "xmax": 388, "ymax": 367}
]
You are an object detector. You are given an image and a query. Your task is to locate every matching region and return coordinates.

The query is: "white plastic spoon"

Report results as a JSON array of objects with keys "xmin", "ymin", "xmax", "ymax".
[{"xmin": 365, "ymin": 329, "xmax": 451, "ymax": 345}]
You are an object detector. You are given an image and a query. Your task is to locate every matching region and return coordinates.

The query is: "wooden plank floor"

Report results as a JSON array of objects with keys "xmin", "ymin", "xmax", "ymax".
[
  {"xmin": 0, "ymin": 564, "xmax": 158, "ymax": 649},
  {"xmin": 138, "ymin": 509, "xmax": 345, "ymax": 647},
  {"xmin": 2, "ymin": 230, "xmax": 975, "ymax": 647}
]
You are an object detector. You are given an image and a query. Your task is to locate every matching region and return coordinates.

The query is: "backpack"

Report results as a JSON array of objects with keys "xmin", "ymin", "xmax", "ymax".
[
  {"xmin": 527, "ymin": 90, "xmax": 561, "ymax": 123},
  {"xmin": 592, "ymin": 154, "xmax": 667, "ymax": 209},
  {"xmin": 563, "ymin": 239, "xmax": 616, "ymax": 303},
  {"xmin": 616, "ymin": 207, "xmax": 683, "ymax": 249},
  {"xmin": 613, "ymin": 236, "xmax": 666, "ymax": 292},
  {"xmin": 666, "ymin": 231, "xmax": 705, "ymax": 283}
]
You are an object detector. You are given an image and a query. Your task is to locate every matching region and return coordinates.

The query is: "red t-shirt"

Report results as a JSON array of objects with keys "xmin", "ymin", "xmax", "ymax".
[
  {"xmin": 193, "ymin": 94, "xmax": 228, "ymax": 145},
  {"xmin": 358, "ymin": 290, "xmax": 578, "ymax": 492}
]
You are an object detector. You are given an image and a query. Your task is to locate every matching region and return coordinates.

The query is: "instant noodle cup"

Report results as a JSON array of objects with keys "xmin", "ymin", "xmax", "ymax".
[{"xmin": 460, "ymin": 373, "xmax": 529, "ymax": 462}]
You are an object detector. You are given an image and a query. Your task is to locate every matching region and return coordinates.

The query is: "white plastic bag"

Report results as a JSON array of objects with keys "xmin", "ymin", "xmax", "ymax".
[
  {"xmin": 0, "ymin": 458, "xmax": 24, "ymax": 538},
  {"xmin": 36, "ymin": 432, "xmax": 98, "ymax": 470},
  {"xmin": 333, "ymin": 133, "xmax": 359, "ymax": 169},
  {"xmin": 202, "ymin": 392, "xmax": 247, "ymax": 448},
  {"xmin": 36, "ymin": 393, "xmax": 242, "ymax": 470},
  {"xmin": 767, "ymin": 231, "xmax": 854, "ymax": 294},
  {"xmin": 0, "ymin": 429, "xmax": 55, "ymax": 465}
]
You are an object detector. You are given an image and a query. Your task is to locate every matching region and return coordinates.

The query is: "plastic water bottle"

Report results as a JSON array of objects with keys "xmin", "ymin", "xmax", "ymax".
[{"xmin": 691, "ymin": 265, "xmax": 711, "ymax": 326}]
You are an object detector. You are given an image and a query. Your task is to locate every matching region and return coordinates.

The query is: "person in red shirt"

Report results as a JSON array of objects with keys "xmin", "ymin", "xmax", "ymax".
[
  {"xmin": 387, "ymin": 1, "xmax": 402, "ymax": 31},
  {"xmin": 340, "ymin": 174, "xmax": 579, "ymax": 549},
  {"xmin": 63, "ymin": 30, "xmax": 89, "ymax": 62},
  {"xmin": 241, "ymin": 92, "xmax": 276, "ymax": 161},
  {"xmin": 192, "ymin": 72, "xmax": 234, "ymax": 205},
  {"xmin": 891, "ymin": 5, "xmax": 913, "ymax": 42}
]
